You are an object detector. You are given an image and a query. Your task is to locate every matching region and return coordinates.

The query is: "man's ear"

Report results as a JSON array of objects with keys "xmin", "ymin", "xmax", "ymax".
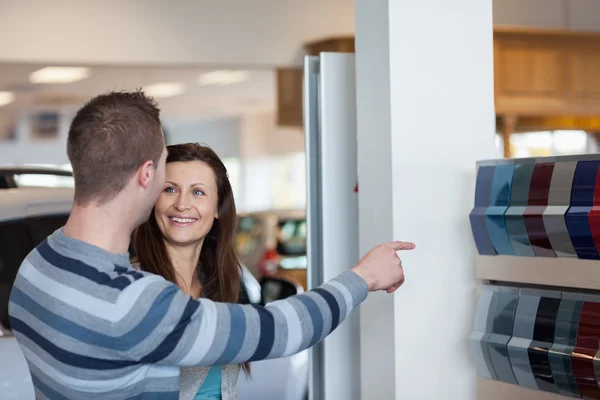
[{"xmin": 137, "ymin": 160, "xmax": 155, "ymax": 189}]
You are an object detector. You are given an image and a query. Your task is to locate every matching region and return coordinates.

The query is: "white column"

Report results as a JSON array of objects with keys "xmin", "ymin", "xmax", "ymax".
[
  {"xmin": 354, "ymin": 1, "xmax": 396, "ymax": 399},
  {"xmin": 354, "ymin": 1, "xmax": 496, "ymax": 399}
]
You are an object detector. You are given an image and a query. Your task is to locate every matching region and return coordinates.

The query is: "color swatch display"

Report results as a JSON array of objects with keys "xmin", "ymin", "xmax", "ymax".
[
  {"xmin": 471, "ymin": 284, "xmax": 600, "ymax": 399},
  {"xmin": 469, "ymin": 155, "xmax": 600, "ymax": 259}
]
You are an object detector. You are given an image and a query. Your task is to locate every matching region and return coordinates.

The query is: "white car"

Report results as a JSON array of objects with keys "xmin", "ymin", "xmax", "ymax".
[
  {"xmin": 0, "ymin": 165, "xmax": 74, "ymax": 190},
  {"xmin": 0, "ymin": 177, "xmax": 308, "ymax": 400}
]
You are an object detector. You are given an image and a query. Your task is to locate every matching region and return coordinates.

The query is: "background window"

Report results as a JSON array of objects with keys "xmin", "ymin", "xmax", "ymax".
[{"xmin": 499, "ymin": 130, "xmax": 597, "ymax": 158}]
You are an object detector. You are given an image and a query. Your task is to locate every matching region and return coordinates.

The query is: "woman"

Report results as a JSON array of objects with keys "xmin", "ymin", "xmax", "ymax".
[{"xmin": 133, "ymin": 142, "xmax": 250, "ymax": 400}]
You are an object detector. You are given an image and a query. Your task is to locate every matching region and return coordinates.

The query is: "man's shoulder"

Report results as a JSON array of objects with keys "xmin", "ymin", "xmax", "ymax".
[{"xmin": 16, "ymin": 237, "xmax": 165, "ymax": 303}]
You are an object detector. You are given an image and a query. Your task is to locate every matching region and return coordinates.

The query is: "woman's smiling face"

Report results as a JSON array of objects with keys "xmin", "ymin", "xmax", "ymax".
[{"xmin": 154, "ymin": 160, "xmax": 219, "ymax": 247}]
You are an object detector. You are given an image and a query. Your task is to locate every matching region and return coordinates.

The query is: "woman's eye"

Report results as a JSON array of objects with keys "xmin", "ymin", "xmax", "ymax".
[
  {"xmin": 164, "ymin": 187, "xmax": 176, "ymax": 193},
  {"xmin": 193, "ymin": 189, "xmax": 204, "ymax": 196}
]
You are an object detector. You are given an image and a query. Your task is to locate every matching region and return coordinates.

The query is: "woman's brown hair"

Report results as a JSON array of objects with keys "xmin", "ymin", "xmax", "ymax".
[{"xmin": 133, "ymin": 142, "xmax": 250, "ymax": 376}]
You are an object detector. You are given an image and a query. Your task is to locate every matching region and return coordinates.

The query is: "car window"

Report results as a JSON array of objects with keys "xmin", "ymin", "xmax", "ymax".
[
  {"xmin": 0, "ymin": 213, "xmax": 70, "ymax": 329},
  {"xmin": 276, "ymin": 219, "xmax": 306, "ymax": 256},
  {"xmin": 0, "ymin": 218, "xmax": 35, "ymax": 329},
  {"xmin": 0, "ymin": 176, "xmax": 9, "ymax": 189},
  {"xmin": 0, "ymin": 219, "xmax": 35, "ymax": 285}
]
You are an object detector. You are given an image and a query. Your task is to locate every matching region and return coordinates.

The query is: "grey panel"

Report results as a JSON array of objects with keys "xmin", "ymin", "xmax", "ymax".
[
  {"xmin": 544, "ymin": 206, "xmax": 577, "ymax": 257},
  {"xmin": 548, "ymin": 161, "xmax": 577, "ymax": 206},
  {"xmin": 582, "ymin": 293, "xmax": 600, "ymax": 303},
  {"xmin": 508, "ymin": 293, "xmax": 541, "ymax": 390},
  {"xmin": 476, "ymin": 154, "xmax": 600, "ymax": 167},
  {"xmin": 304, "ymin": 55, "xmax": 324, "ymax": 400},
  {"xmin": 521, "ymin": 287, "xmax": 559, "ymax": 298},
  {"xmin": 549, "ymin": 299, "xmax": 583, "ymax": 398},
  {"xmin": 511, "ymin": 162, "xmax": 536, "ymax": 205},
  {"xmin": 534, "ymin": 289, "xmax": 562, "ymax": 299},
  {"xmin": 506, "ymin": 206, "xmax": 535, "ymax": 256},
  {"xmin": 549, "ymin": 154, "xmax": 600, "ymax": 163},
  {"xmin": 487, "ymin": 290, "xmax": 519, "ymax": 384},
  {"xmin": 562, "ymin": 292, "xmax": 585, "ymax": 301},
  {"xmin": 544, "ymin": 160, "xmax": 578, "ymax": 257},
  {"xmin": 477, "ymin": 158, "xmax": 516, "ymax": 168},
  {"xmin": 505, "ymin": 162, "xmax": 536, "ymax": 256},
  {"xmin": 469, "ymin": 286, "xmax": 497, "ymax": 380}
]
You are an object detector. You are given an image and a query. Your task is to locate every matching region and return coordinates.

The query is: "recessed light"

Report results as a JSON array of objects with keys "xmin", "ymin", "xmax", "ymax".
[
  {"xmin": 197, "ymin": 70, "xmax": 249, "ymax": 86},
  {"xmin": 29, "ymin": 66, "xmax": 91, "ymax": 84},
  {"xmin": 143, "ymin": 82, "xmax": 186, "ymax": 99},
  {"xmin": 0, "ymin": 91, "xmax": 15, "ymax": 107}
]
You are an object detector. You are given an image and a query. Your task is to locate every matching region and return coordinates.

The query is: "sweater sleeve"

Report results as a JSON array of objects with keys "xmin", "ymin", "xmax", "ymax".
[{"xmin": 118, "ymin": 270, "xmax": 368, "ymax": 366}]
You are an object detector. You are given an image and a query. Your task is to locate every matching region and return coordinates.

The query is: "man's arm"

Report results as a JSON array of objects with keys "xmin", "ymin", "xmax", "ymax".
[
  {"xmin": 119, "ymin": 270, "xmax": 366, "ymax": 366},
  {"xmin": 119, "ymin": 240, "xmax": 414, "ymax": 366}
]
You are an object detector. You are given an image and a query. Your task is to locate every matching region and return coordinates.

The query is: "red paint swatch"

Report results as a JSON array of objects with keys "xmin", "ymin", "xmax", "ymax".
[
  {"xmin": 571, "ymin": 301, "xmax": 600, "ymax": 399},
  {"xmin": 523, "ymin": 162, "xmax": 556, "ymax": 257}
]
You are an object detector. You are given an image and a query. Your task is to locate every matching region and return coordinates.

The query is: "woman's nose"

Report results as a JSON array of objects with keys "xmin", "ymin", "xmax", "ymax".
[{"xmin": 174, "ymin": 194, "xmax": 191, "ymax": 211}]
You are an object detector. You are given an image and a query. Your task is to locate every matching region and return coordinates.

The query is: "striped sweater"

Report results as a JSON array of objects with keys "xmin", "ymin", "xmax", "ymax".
[{"xmin": 8, "ymin": 229, "xmax": 368, "ymax": 399}]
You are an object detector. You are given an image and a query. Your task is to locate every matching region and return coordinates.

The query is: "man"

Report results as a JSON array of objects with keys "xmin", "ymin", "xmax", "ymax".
[{"xmin": 8, "ymin": 91, "xmax": 415, "ymax": 399}]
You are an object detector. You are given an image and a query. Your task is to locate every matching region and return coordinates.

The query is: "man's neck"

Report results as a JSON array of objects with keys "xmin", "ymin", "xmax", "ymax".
[{"xmin": 63, "ymin": 203, "xmax": 135, "ymax": 255}]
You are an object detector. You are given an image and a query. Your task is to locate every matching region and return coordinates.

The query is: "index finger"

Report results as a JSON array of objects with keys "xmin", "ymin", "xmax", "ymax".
[{"xmin": 388, "ymin": 241, "xmax": 416, "ymax": 251}]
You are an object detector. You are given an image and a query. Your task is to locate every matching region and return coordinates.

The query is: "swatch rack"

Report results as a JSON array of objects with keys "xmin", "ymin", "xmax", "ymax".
[{"xmin": 469, "ymin": 154, "xmax": 600, "ymax": 400}]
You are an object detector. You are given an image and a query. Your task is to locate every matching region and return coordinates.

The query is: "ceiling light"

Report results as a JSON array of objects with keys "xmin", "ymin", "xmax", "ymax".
[
  {"xmin": 143, "ymin": 82, "xmax": 186, "ymax": 99},
  {"xmin": 0, "ymin": 91, "xmax": 15, "ymax": 107},
  {"xmin": 29, "ymin": 66, "xmax": 91, "ymax": 84},
  {"xmin": 197, "ymin": 70, "xmax": 249, "ymax": 86}
]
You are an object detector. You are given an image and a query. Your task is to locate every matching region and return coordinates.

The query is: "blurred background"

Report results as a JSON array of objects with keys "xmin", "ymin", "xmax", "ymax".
[
  {"xmin": 2, "ymin": 0, "xmax": 600, "ymax": 291},
  {"xmin": 2, "ymin": 0, "xmax": 600, "ymax": 399}
]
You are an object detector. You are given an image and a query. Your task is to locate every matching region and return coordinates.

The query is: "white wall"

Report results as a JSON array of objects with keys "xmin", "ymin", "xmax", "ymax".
[
  {"xmin": 494, "ymin": 0, "xmax": 600, "ymax": 30},
  {"xmin": 1, "ymin": 0, "xmax": 599, "ymax": 74},
  {"xmin": 0, "ymin": 0, "xmax": 599, "ymax": 75},
  {"xmin": 164, "ymin": 117, "xmax": 241, "ymax": 159},
  {"xmin": 0, "ymin": 0, "xmax": 355, "ymax": 67},
  {"xmin": 355, "ymin": 1, "xmax": 496, "ymax": 399}
]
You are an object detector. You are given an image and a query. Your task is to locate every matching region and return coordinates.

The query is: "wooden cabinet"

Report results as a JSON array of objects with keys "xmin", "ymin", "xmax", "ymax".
[
  {"xmin": 276, "ymin": 68, "xmax": 303, "ymax": 127},
  {"xmin": 569, "ymin": 46, "xmax": 600, "ymax": 101},
  {"xmin": 276, "ymin": 36, "xmax": 355, "ymax": 127},
  {"xmin": 304, "ymin": 36, "xmax": 355, "ymax": 56},
  {"xmin": 494, "ymin": 36, "xmax": 566, "ymax": 114},
  {"xmin": 276, "ymin": 29, "xmax": 600, "ymax": 127},
  {"xmin": 494, "ymin": 27, "xmax": 600, "ymax": 116}
]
